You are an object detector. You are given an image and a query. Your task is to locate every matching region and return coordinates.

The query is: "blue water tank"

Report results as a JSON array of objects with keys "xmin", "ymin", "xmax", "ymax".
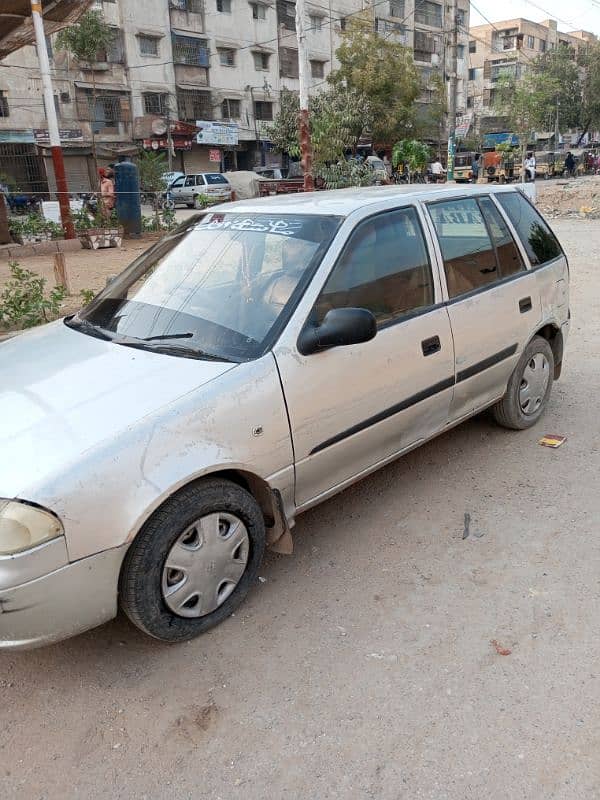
[{"xmin": 114, "ymin": 160, "xmax": 142, "ymax": 236}]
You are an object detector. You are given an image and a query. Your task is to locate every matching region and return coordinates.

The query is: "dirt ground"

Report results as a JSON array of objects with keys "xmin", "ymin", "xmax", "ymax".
[
  {"xmin": 536, "ymin": 174, "xmax": 600, "ymax": 219},
  {"xmin": 2, "ymin": 217, "xmax": 600, "ymax": 800}
]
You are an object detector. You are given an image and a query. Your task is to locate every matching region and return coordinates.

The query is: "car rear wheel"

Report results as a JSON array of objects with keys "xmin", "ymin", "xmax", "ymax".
[
  {"xmin": 492, "ymin": 336, "xmax": 554, "ymax": 430},
  {"xmin": 119, "ymin": 478, "xmax": 266, "ymax": 642}
]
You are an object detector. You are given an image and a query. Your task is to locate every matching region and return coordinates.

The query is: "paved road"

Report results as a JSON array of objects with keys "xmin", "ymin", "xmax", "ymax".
[{"xmin": 3, "ymin": 219, "xmax": 599, "ymax": 800}]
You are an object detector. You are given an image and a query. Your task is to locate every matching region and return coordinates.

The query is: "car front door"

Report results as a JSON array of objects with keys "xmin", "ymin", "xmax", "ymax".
[
  {"xmin": 169, "ymin": 176, "xmax": 185, "ymax": 205},
  {"xmin": 273, "ymin": 205, "xmax": 455, "ymax": 510},
  {"xmin": 425, "ymin": 194, "xmax": 542, "ymax": 422}
]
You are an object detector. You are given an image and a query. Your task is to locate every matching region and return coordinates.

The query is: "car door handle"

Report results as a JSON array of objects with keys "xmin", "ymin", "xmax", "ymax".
[
  {"xmin": 519, "ymin": 296, "xmax": 532, "ymax": 313},
  {"xmin": 421, "ymin": 336, "xmax": 441, "ymax": 356}
]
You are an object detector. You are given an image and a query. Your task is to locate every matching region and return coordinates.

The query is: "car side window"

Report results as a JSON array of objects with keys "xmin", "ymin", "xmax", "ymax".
[
  {"xmin": 478, "ymin": 196, "xmax": 525, "ymax": 277},
  {"xmin": 314, "ymin": 206, "xmax": 434, "ymax": 327},
  {"xmin": 429, "ymin": 198, "xmax": 498, "ymax": 298},
  {"xmin": 496, "ymin": 191, "xmax": 562, "ymax": 265},
  {"xmin": 171, "ymin": 177, "xmax": 184, "ymax": 188},
  {"xmin": 184, "ymin": 176, "xmax": 196, "ymax": 187},
  {"xmin": 197, "ymin": 175, "xmax": 206, "ymax": 185}
]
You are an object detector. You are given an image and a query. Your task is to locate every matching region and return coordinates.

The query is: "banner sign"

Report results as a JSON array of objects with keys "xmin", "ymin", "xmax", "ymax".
[{"xmin": 196, "ymin": 121, "xmax": 239, "ymax": 146}]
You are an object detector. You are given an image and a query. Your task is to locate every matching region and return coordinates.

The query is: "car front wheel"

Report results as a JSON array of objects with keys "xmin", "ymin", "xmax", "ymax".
[
  {"xmin": 492, "ymin": 335, "xmax": 554, "ymax": 430},
  {"xmin": 119, "ymin": 478, "xmax": 266, "ymax": 642}
]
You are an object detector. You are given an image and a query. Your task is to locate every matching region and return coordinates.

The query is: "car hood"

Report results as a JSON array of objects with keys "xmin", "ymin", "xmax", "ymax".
[{"xmin": 0, "ymin": 321, "xmax": 235, "ymax": 499}]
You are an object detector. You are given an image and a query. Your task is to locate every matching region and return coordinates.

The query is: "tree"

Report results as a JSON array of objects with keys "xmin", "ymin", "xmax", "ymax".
[
  {"xmin": 578, "ymin": 43, "xmax": 600, "ymax": 144},
  {"xmin": 137, "ymin": 149, "xmax": 167, "ymax": 193},
  {"xmin": 56, "ymin": 11, "xmax": 115, "ymax": 179},
  {"xmin": 328, "ymin": 18, "xmax": 420, "ymax": 144},
  {"xmin": 392, "ymin": 139, "xmax": 431, "ymax": 180},
  {"xmin": 414, "ymin": 72, "xmax": 446, "ymax": 153},
  {"xmin": 494, "ymin": 46, "xmax": 582, "ymax": 159},
  {"xmin": 266, "ymin": 86, "xmax": 371, "ymax": 169}
]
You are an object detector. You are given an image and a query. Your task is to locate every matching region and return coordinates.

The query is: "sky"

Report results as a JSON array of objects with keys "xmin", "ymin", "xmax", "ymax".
[{"xmin": 469, "ymin": 0, "xmax": 600, "ymax": 37}]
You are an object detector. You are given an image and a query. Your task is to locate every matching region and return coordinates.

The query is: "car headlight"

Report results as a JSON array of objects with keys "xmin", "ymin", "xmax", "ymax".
[{"xmin": 0, "ymin": 499, "xmax": 63, "ymax": 555}]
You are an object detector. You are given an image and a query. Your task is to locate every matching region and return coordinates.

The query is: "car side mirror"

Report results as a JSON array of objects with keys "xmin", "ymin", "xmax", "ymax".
[{"xmin": 297, "ymin": 308, "xmax": 377, "ymax": 356}]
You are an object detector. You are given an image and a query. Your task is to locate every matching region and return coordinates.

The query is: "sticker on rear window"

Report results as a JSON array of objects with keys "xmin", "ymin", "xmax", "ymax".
[{"xmin": 202, "ymin": 214, "xmax": 305, "ymax": 237}]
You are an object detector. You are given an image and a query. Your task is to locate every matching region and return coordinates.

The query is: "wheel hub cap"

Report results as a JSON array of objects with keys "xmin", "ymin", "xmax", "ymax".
[
  {"xmin": 519, "ymin": 353, "xmax": 550, "ymax": 415},
  {"xmin": 161, "ymin": 513, "xmax": 250, "ymax": 618}
]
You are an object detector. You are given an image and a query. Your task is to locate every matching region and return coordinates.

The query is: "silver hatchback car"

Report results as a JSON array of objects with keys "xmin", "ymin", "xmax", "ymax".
[{"xmin": 0, "ymin": 185, "xmax": 569, "ymax": 649}]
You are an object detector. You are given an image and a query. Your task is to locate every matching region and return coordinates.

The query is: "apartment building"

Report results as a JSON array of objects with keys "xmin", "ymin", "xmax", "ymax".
[
  {"xmin": 0, "ymin": 0, "xmax": 469, "ymax": 193},
  {"xmin": 468, "ymin": 17, "xmax": 596, "ymax": 133}
]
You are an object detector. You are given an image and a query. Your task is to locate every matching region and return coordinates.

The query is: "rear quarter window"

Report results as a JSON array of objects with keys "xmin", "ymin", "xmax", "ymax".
[
  {"xmin": 496, "ymin": 191, "xmax": 562, "ymax": 266},
  {"xmin": 205, "ymin": 174, "xmax": 228, "ymax": 185}
]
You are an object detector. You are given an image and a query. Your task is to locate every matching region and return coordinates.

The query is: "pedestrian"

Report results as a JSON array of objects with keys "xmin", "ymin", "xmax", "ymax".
[
  {"xmin": 430, "ymin": 157, "xmax": 446, "ymax": 183},
  {"xmin": 471, "ymin": 154, "xmax": 480, "ymax": 183},
  {"xmin": 99, "ymin": 167, "xmax": 115, "ymax": 219},
  {"xmin": 524, "ymin": 152, "xmax": 536, "ymax": 182},
  {"xmin": 564, "ymin": 151, "xmax": 576, "ymax": 178}
]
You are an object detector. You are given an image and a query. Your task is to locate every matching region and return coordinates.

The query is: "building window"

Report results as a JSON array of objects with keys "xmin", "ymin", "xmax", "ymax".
[
  {"xmin": 176, "ymin": 88, "xmax": 212, "ymax": 122},
  {"xmin": 414, "ymin": 1, "xmax": 442, "ymax": 28},
  {"xmin": 277, "ymin": 0, "xmax": 296, "ymax": 30},
  {"xmin": 172, "ymin": 34, "xmax": 209, "ymax": 66},
  {"xmin": 467, "ymin": 95, "xmax": 473, "ymax": 108},
  {"xmin": 217, "ymin": 0, "xmax": 231, "ymax": 11},
  {"xmin": 469, "ymin": 39, "xmax": 476, "ymax": 53},
  {"xmin": 221, "ymin": 98, "xmax": 241, "ymax": 118},
  {"xmin": 138, "ymin": 35, "xmax": 160, "ymax": 56},
  {"xmin": 253, "ymin": 51, "xmax": 270, "ymax": 70},
  {"xmin": 457, "ymin": 44, "xmax": 464, "ymax": 57},
  {"xmin": 78, "ymin": 90, "xmax": 130, "ymax": 130},
  {"xmin": 45, "ymin": 35, "xmax": 54, "ymax": 61},
  {"xmin": 280, "ymin": 47, "xmax": 299, "ymax": 78},
  {"xmin": 218, "ymin": 47, "xmax": 236, "ymax": 66},
  {"xmin": 340, "ymin": 16, "xmax": 347, "ymax": 29},
  {"xmin": 309, "ymin": 14, "xmax": 322, "ymax": 30},
  {"xmin": 254, "ymin": 100, "xmax": 273, "ymax": 120},
  {"xmin": 456, "ymin": 9, "xmax": 465, "ymax": 26},
  {"xmin": 143, "ymin": 92, "xmax": 167, "ymax": 114},
  {"xmin": 389, "ymin": 0, "xmax": 404, "ymax": 16},
  {"xmin": 526, "ymin": 34, "xmax": 535, "ymax": 49},
  {"xmin": 251, "ymin": 2, "xmax": 266, "ymax": 18},
  {"xmin": 0, "ymin": 91, "xmax": 9, "ymax": 118},
  {"xmin": 310, "ymin": 59, "xmax": 325, "ymax": 78},
  {"xmin": 468, "ymin": 67, "xmax": 475, "ymax": 80},
  {"xmin": 539, "ymin": 39, "xmax": 547, "ymax": 53},
  {"xmin": 414, "ymin": 30, "xmax": 438, "ymax": 63}
]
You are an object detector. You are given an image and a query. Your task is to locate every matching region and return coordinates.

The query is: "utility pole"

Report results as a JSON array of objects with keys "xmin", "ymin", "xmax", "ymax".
[
  {"xmin": 446, "ymin": 0, "xmax": 458, "ymax": 182},
  {"xmin": 30, "ymin": 0, "xmax": 75, "ymax": 239},
  {"xmin": 295, "ymin": 0, "xmax": 314, "ymax": 191},
  {"xmin": 165, "ymin": 96, "xmax": 173, "ymax": 174}
]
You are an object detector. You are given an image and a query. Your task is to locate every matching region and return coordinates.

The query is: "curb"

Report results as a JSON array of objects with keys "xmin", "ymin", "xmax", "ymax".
[{"xmin": 0, "ymin": 238, "xmax": 83, "ymax": 261}]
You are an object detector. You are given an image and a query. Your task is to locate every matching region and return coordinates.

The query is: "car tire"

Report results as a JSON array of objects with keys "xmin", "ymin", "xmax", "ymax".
[
  {"xmin": 119, "ymin": 478, "xmax": 266, "ymax": 642},
  {"xmin": 492, "ymin": 336, "xmax": 554, "ymax": 430},
  {"xmin": 186, "ymin": 203, "xmax": 194, "ymax": 208}
]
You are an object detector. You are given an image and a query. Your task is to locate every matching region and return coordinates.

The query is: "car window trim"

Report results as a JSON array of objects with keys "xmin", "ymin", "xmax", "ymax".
[
  {"xmin": 476, "ymin": 195, "xmax": 526, "ymax": 280},
  {"xmin": 487, "ymin": 192, "xmax": 533, "ymax": 269},
  {"xmin": 494, "ymin": 189, "xmax": 565, "ymax": 269},
  {"xmin": 297, "ymin": 203, "xmax": 440, "ymax": 347}
]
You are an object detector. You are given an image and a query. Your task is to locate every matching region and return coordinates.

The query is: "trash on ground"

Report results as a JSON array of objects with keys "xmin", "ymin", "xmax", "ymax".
[
  {"xmin": 538, "ymin": 434, "xmax": 567, "ymax": 449},
  {"xmin": 491, "ymin": 639, "xmax": 512, "ymax": 656}
]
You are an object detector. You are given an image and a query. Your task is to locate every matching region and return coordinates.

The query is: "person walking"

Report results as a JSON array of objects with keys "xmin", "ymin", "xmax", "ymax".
[
  {"xmin": 99, "ymin": 167, "xmax": 115, "ymax": 219},
  {"xmin": 564, "ymin": 151, "xmax": 576, "ymax": 178},
  {"xmin": 471, "ymin": 154, "xmax": 480, "ymax": 183},
  {"xmin": 524, "ymin": 153, "xmax": 536, "ymax": 182}
]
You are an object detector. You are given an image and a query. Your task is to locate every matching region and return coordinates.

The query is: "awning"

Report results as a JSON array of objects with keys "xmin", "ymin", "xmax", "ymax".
[
  {"xmin": 0, "ymin": 0, "xmax": 93, "ymax": 60},
  {"xmin": 74, "ymin": 81, "xmax": 130, "ymax": 92}
]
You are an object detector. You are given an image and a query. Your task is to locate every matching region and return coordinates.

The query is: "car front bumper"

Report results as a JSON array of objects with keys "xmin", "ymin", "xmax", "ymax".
[{"xmin": 0, "ymin": 542, "xmax": 129, "ymax": 650}]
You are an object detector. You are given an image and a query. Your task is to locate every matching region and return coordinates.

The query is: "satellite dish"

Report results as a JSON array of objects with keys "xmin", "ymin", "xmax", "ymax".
[{"xmin": 152, "ymin": 118, "xmax": 168, "ymax": 136}]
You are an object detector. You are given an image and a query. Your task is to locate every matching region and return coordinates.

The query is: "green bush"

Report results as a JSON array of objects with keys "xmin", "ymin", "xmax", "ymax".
[{"xmin": 0, "ymin": 262, "xmax": 67, "ymax": 330}]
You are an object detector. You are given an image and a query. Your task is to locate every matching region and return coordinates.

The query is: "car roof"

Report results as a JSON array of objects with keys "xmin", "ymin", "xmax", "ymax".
[{"xmin": 221, "ymin": 183, "xmax": 523, "ymax": 217}]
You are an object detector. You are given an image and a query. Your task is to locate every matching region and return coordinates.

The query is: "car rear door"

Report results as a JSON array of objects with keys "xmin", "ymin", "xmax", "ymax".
[
  {"xmin": 273, "ymin": 204, "xmax": 455, "ymax": 509},
  {"xmin": 425, "ymin": 193, "xmax": 542, "ymax": 422}
]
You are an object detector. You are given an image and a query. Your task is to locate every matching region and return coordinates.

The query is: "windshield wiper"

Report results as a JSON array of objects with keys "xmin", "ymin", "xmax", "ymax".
[
  {"xmin": 113, "ymin": 338, "xmax": 233, "ymax": 362},
  {"xmin": 64, "ymin": 316, "xmax": 113, "ymax": 341},
  {"xmin": 140, "ymin": 332, "xmax": 194, "ymax": 341}
]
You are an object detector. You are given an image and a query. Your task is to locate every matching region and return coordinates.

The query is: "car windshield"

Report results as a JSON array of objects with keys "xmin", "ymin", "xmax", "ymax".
[{"xmin": 68, "ymin": 212, "xmax": 341, "ymax": 362}]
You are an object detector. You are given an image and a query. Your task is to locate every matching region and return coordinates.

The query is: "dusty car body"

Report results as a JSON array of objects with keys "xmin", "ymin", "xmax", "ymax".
[{"xmin": 0, "ymin": 184, "xmax": 569, "ymax": 649}]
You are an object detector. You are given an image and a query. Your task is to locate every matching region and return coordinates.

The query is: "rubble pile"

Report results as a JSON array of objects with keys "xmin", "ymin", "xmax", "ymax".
[{"xmin": 536, "ymin": 175, "xmax": 600, "ymax": 219}]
